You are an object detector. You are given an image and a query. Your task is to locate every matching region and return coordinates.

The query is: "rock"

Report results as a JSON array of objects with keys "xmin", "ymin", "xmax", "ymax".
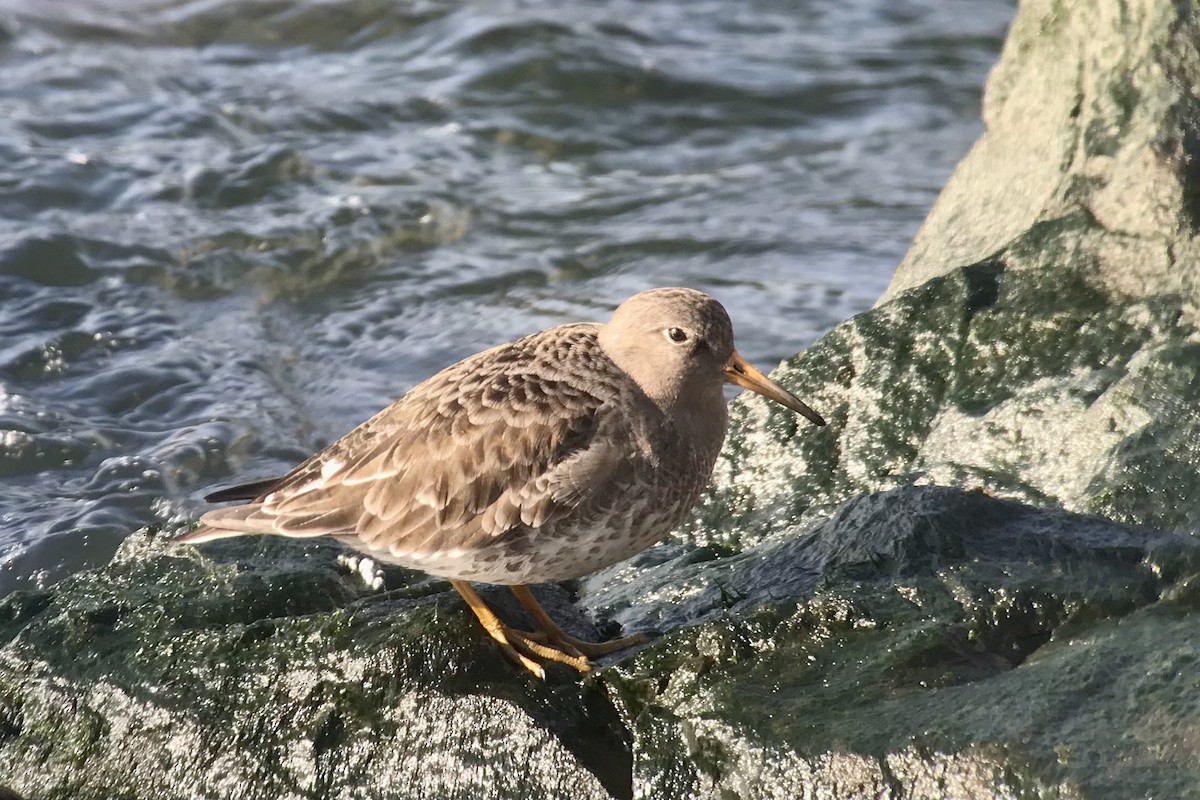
[
  {"xmin": 705, "ymin": 257, "xmax": 1200, "ymax": 539},
  {"xmin": 4, "ymin": 487, "xmax": 1199, "ymax": 798},
  {"xmin": 882, "ymin": 0, "xmax": 1200, "ymax": 310},
  {"xmin": 7, "ymin": 0, "xmax": 1200, "ymax": 797},
  {"xmin": 592, "ymin": 486, "xmax": 1200, "ymax": 799},
  {"xmin": 700, "ymin": 0, "xmax": 1200, "ymax": 542},
  {"xmin": 0, "ymin": 532, "xmax": 634, "ymax": 800}
]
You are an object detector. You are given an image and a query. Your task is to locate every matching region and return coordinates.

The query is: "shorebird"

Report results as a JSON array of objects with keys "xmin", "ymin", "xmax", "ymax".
[{"xmin": 179, "ymin": 288, "xmax": 825, "ymax": 677}]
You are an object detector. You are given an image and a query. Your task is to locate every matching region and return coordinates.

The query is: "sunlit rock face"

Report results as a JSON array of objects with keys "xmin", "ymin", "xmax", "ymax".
[
  {"xmin": 6, "ymin": 0, "xmax": 1200, "ymax": 798},
  {"xmin": 706, "ymin": 0, "xmax": 1200, "ymax": 538},
  {"xmin": 882, "ymin": 0, "xmax": 1200, "ymax": 314}
]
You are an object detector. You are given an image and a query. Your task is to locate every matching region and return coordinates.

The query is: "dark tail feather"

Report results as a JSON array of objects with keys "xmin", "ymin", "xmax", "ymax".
[{"xmin": 204, "ymin": 477, "xmax": 284, "ymax": 503}]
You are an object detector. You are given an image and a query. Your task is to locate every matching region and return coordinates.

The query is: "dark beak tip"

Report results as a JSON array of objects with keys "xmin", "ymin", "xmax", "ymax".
[{"xmin": 799, "ymin": 407, "xmax": 827, "ymax": 427}]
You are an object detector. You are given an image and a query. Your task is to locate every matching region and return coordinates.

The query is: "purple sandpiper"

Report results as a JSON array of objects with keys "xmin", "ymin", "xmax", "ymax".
[{"xmin": 179, "ymin": 288, "xmax": 825, "ymax": 677}]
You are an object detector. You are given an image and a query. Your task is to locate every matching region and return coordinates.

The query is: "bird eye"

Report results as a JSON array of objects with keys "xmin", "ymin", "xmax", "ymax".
[{"xmin": 665, "ymin": 327, "xmax": 689, "ymax": 344}]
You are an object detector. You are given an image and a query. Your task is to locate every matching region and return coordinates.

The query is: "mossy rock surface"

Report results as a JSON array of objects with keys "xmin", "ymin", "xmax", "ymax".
[
  {"xmin": 0, "ymin": 534, "xmax": 633, "ymax": 799},
  {"xmin": 4, "ymin": 484, "xmax": 1200, "ymax": 798}
]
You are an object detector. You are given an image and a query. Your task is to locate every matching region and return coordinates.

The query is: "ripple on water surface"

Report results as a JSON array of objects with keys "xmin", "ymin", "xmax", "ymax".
[{"xmin": 0, "ymin": 0, "xmax": 1016, "ymax": 593}]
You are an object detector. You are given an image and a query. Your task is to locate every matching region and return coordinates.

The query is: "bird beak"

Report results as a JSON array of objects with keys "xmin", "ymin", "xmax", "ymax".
[{"xmin": 724, "ymin": 352, "xmax": 826, "ymax": 426}]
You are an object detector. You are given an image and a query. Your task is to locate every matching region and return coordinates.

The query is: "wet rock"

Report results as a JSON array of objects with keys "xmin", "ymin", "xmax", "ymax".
[
  {"xmin": 0, "ymin": 533, "xmax": 633, "ymax": 800},
  {"xmin": 3, "ymin": 486, "xmax": 1199, "ymax": 799},
  {"xmin": 704, "ymin": 257, "xmax": 1200, "ymax": 540},
  {"xmin": 590, "ymin": 486, "xmax": 1200, "ymax": 798}
]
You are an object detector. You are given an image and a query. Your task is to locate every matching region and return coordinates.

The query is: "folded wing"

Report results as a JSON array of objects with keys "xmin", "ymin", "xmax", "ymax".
[{"xmin": 183, "ymin": 326, "xmax": 630, "ymax": 560}]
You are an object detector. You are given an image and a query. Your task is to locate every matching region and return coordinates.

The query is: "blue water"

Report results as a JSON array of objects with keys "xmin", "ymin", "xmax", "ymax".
[{"xmin": 0, "ymin": 0, "xmax": 1015, "ymax": 595}]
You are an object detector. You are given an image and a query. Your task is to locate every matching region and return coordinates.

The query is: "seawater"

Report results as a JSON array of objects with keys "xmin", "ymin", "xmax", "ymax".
[{"xmin": 0, "ymin": 0, "xmax": 1015, "ymax": 594}]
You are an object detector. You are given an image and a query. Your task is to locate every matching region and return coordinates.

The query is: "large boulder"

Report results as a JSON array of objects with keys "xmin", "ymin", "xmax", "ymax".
[
  {"xmin": 4, "ymin": 486, "xmax": 1199, "ymax": 799},
  {"xmin": 707, "ymin": 0, "xmax": 1200, "ymax": 537},
  {"xmin": 883, "ymin": 0, "xmax": 1200, "ymax": 310},
  {"xmin": 0, "ymin": 531, "xmax": 638, "ymax": 799},
  {"xmin": 5, "ymin": 0, "xmax": 1200, "ymax": 798},
  {"xmin": 592, "ymin": 485, "xmax": 1200, "ymax": 799}
]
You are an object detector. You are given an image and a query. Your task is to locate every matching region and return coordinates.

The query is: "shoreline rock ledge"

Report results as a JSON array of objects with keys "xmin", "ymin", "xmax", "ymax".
[{"xmin": 5, "ymin": 0, "xmax": 1200, "ymax": 798}]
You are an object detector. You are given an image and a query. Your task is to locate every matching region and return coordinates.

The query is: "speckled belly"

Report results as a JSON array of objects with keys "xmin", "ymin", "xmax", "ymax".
[
  {"xmin": 343, "ymin": 491, "xmax": 694, "ymax": 584},
  {"xmin": 344, "ymin": 425, "xmax": 722, "ymax": 585}
]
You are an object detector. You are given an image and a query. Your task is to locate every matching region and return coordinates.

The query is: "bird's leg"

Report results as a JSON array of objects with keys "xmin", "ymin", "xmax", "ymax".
[
  {"xmin": 510, "ymin": 584, "xmax": 649, "ymax": 659},
  {"xmin": 449, "ymin": 580, "xmax": 589, "ymax": 677}
]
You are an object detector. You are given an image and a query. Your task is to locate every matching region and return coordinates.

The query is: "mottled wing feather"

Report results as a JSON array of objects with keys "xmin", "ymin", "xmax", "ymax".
[{"xmin": 196, "ymin": 325, "xmax": 630, "ymax": 558}]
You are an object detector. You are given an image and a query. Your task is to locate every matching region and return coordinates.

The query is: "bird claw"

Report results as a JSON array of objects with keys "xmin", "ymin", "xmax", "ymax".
[
  {"xmin": 336, "ymin": 553, "xmax": 385, "ymax": 591},
  {"xmin": 496, "ymin": 626, "xmax": 650, "ymax": 676},
  {"xmin": 451, "ymin": 580, "xmax": 648, "ymax": 678},
  {"xmin": 501, "ymin": 625, "xmax": 591, "ymax": 675},
  {"xmin": 554, "ymin": 630, "xmax": 650, "ymax": 659}
]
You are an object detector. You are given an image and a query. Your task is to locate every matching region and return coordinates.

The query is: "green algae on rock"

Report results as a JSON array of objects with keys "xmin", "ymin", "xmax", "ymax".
[
  {"xmin": 4, "ymin": 487, "xmax": 1199, "ymax": 798},
  {"xmin": 0, "ymin": 533, "xmax": 632, "ymax": 800},
  {"xmin": 591, "ymin": 486, "xmax": 1200, "ymax": 798},
  {"xmin": 704, "ymin": 258, "xmax": 1200, "ymax": 543}
]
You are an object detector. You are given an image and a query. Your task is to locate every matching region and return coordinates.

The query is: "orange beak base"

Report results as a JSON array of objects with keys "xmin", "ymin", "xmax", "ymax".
[{"xmin": 724, "ymin": 352, "xmax": 826, "ymax": 427}]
